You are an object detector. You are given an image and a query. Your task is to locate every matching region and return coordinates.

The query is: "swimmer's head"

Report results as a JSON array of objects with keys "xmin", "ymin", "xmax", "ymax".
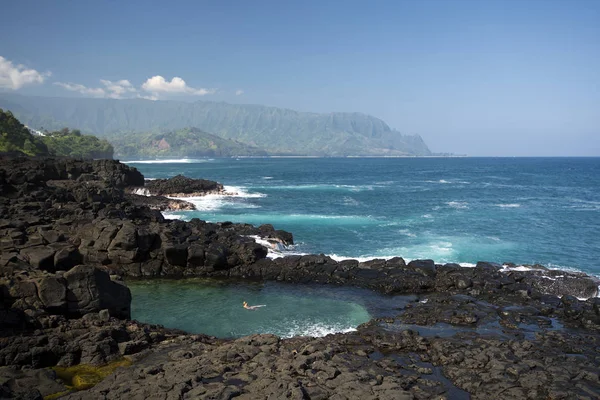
[{"xmin": 243, "ymin": 301, "xmax": 247, "ymax": 306}]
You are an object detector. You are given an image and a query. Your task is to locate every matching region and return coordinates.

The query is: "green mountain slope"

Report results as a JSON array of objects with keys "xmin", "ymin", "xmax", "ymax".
[
  {"xmin": 108, "ymin": 127, "xmax": 268, "ymax": 159},
  {"xmin": 0, "ymin": 93, "xmax": 432, "ymax": 156},
  {"xmin": 0, "ymin": 108, "xmax": 113, "ymax": 159},
  {"xmin": 40, "ymin": 128, "xmax": 114, "ymax": 159},
  {"xmin": 0, "ymin": 108, "xmax": 48, "ymax": 156}
]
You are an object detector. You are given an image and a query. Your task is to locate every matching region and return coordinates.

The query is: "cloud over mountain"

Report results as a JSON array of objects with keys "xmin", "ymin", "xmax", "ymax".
[
  {"xmin": 54, "ymin": 79, "xmax": 136, "ymax": 99},
  {"xmin": 141, "ymin": 76, "xmax": 215, "ymax": 97},
  {"xmin": 0, "ymin": 56, "xmax": 50, "ymax": 90}
]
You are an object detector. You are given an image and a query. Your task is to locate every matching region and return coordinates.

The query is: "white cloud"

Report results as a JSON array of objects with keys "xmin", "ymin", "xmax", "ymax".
[
  {"xmin": 137, "ymin": 93, "xmax": 158, "ymax": 101},
  {"xmin": 141, "ymin": 75, "xmax": 215, "ymax": 97},
  {"xmin": 0, "ymin": 56, "xmax": 51, "ymax": 90},
  {"xmin": 54, "ymin": 82, "xmax": 105, "ymax": 97},
  {"xmin": 100, "ymin": 79, "xmax": 136, "ymax": 98},
  {"xmin": 235, "ymin": 89, "xmax": 244, "ymax": 96},
  {"xmin": 54, "ymin": 79, "xmax": 137, "ymax": 99}
]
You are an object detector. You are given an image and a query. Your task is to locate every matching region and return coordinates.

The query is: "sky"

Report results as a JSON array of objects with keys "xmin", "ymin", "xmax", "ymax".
[{"xmin": 0, "ymin": 0, "xmax": 598, "ymax": 156}]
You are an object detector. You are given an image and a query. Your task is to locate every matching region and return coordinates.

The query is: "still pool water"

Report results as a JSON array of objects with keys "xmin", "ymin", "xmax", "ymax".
[{"xmin": 129, "ymin": 278, "xmax": 412, "ymax": 338}]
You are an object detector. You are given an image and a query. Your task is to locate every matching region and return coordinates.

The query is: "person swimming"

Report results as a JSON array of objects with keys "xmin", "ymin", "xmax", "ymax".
[{"xmin": 243, "ymin": 301, "xmax": 266, "ymax": 310}]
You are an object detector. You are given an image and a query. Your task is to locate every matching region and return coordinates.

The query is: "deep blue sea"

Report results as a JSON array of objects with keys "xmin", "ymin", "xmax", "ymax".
[{"xmin": 126, "ymin": 157, "xmax": 600, "ymax": 278}]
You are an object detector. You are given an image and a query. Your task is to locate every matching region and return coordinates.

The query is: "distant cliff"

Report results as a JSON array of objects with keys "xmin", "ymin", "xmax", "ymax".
[
  {"xmin": 108, "ymin": 127, "xmax": 267, "ymax": 159},
  {"xmin": 0, "ymin": 93, "xmax": 432, "ymax": 156}
]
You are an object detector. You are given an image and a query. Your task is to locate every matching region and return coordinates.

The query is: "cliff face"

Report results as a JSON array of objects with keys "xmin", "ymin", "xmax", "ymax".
[{"xmin": 0, "ymin": 94, "xmax": 432, "ymax": 156}]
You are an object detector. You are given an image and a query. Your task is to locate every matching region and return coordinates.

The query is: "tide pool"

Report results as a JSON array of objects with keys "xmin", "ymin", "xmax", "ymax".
[{"xmin": 129, "ymin": 279, "xmax": 410, "ymax": 338}]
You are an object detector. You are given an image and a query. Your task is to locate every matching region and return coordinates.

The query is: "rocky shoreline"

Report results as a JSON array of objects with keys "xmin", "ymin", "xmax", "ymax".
[{"xmin": 1, "ymin": 156, "xmax": 600, "ymax": 399}]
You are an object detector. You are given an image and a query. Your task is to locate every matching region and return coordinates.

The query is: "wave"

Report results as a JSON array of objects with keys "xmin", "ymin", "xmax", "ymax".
[
  {"xmin": 223, "ymin": 186, "xmax": 267, "ymax": 198},
  {"xmin": 165, "ymin": 186, "xmax": 266, "ymax": 212},
  {"xmin": 374, "ymin": 180, "xmax": 396, "ymax": 185},
  {"xmin": 171, "ymin": 197, "xmax": 261, "ymax": 212},
  {"xmin": 423, "ymin": 179, "xmax": 469, "ymax": 184},
  {"xmin": 495, "ymin": 203, "xmax": 521, "ymax": 208},
  {"xmin": 342, "ymin": 196, "xmax": 360, "ymax": 206},
  {"xmin": 446, "ymin": 201, "xmax": 469, "ymax": 209},
  {"xmin": 566, "ymin": 198, "xmax": 600, "ymax": 211},
  {"xmin": 253, "ymin": 184, "xmax": 374, "ymax": 192},
  {"xmin": 123, "ymin": 158, "xmax": 213, "ymax": 164},
  {"xmin": 397, "ymin": 229, "xmax": 417, "ymax": 238}
]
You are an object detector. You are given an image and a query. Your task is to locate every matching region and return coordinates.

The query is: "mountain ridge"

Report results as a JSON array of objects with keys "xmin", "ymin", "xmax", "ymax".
[{"xmin": 0, "ymin": 93, "xmax": 432, "ymax": 156}]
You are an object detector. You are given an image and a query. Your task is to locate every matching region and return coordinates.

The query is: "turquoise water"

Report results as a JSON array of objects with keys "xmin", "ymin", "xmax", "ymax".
[
  {"xmin": 128, "ymin": 279, "xmax": 409, "ymax": 338},
  {"xmin": 127, "ymin": 157, "xmax": 600, "ymax": 277}
]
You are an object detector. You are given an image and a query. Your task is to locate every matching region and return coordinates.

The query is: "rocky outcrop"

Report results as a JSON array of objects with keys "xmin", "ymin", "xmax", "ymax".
[
  {"xmin": 0, "ymin": 266, "xmax": 130, "ymax": 331},
  {"xmin": 137, "ymin": 174, "xmax": 225, "ymax": 197},
  {"xmin": 0, "ymin": 156, "xmax": 143, "ymax": 189},
  {"xmin": 125, "ymin": 193, "xmax": 196, "ymax": 211}
]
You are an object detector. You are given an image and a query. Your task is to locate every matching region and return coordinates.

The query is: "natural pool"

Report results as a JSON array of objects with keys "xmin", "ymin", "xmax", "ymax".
[{"xmin": 128, "ymin": 278, "xmax": 413, "ymax": 338}]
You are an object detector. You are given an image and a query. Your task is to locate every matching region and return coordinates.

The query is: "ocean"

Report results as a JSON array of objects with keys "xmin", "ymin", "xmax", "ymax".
[
  {"xmin": 126, "ymin": 157, "xmax": 600, "ymax": 278},
  {"xmin": 125, "ymin": 157, "xmax": 600, "ymax": 337}
]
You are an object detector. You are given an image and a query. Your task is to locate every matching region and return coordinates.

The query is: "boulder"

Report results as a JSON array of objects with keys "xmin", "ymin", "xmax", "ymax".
[
  {"xmin": 407, "ymin": 259, "xmax": 436, "ymax": 276},
  {"xmin": 37, "ymin": 276, "xmax": 67, "ymax": 312},
  {"xmin": 63, "ymin": 265, "xmax": 131, "ymax": 319},
  {"xmin": 20, "ymin": 246, "xmax": 55, "ymax": 271}
]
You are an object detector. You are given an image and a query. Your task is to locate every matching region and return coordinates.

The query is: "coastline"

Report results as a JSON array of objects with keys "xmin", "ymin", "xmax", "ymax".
[{"xmin": 1, "ymin": 156, "xmax": 599, "ymax": 399}]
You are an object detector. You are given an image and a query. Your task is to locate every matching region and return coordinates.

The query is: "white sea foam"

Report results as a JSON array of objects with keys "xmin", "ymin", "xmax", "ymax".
[
  {"xmin": 565, "ymin": 198, "xmax": 600, "ymax": 211},
  {"xmin": 342, "ymin": 196, "xmax": 360, "ymax": 206},
  {"xmin": 223, "ymin": 186, "xmax": 267, "ymax": 198},
  {"xmin": 280, "ymin": 322, "xmax": 357, "ymax": 338},
  {"xmin": 246, "ymin": 235, "xmax": 305, "ymax": 259},
  {"xmin": 123, "ymin": 158, "xmax": 212, "ymax": 164},
  {"xmin": 423, "ymin": 179, "xmax": 469, "ymax": 185},
  {"xmin": 262, "ymin": 176, "xmax": 274, "ymax": 180},
  {"xmin": 495, "ymin": 203, "xmax": 521, "ymax": 208},
  {"xmin": 162, "ymin": 213, "xmax": 184, "ymax": 220},
  {"xmin": 500, "ymin": 265, "xmax": 533, "ymax": 272},
  {"xmin": 446, "ymin": 201, "xmax": 469, "ymax": 209},
  {"xmin": 254, "ymin": 184, "xmax": 371, "ymax": 191},
  {"xmin": 132, "ymin": 188, "xmax": 151, "ymax": 196},
  {"xmin": 167, "ymin": 186, "xmax": 266, "ymax": 212},
  {"xmin": 398, "ymin": 229, "xmax": 417, "ymax": 238}
]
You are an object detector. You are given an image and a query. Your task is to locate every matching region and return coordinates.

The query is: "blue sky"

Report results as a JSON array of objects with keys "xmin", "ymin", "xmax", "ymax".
[{"xmin": 0, "ymin": 0, "xmax": 598, "ymax": 155}]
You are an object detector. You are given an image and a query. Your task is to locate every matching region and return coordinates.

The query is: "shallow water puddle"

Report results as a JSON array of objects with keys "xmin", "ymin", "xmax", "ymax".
[{"xmin": 128, "ymin": 279, "xmax": 412, "ymax": 338}]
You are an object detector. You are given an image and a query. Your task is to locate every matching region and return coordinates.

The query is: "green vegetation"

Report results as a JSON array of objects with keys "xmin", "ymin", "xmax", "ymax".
[
  {"xmin": 0, "ymin": 108, "xmax": 48, "ymax": 155},
  {"xmin": 40, "ymin": 128, "xmax": 114, "ymax": 159},
  {"xmin": 0, "ymin": 108, "xmax": 113, "ymax": 159},
  {"xmin": 108, "ymin": 127, "xmax": 267, "ymax": 158},
  {"xmin": 0, "ymin": 94, "xmax": 432, "ymax": 156}
]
